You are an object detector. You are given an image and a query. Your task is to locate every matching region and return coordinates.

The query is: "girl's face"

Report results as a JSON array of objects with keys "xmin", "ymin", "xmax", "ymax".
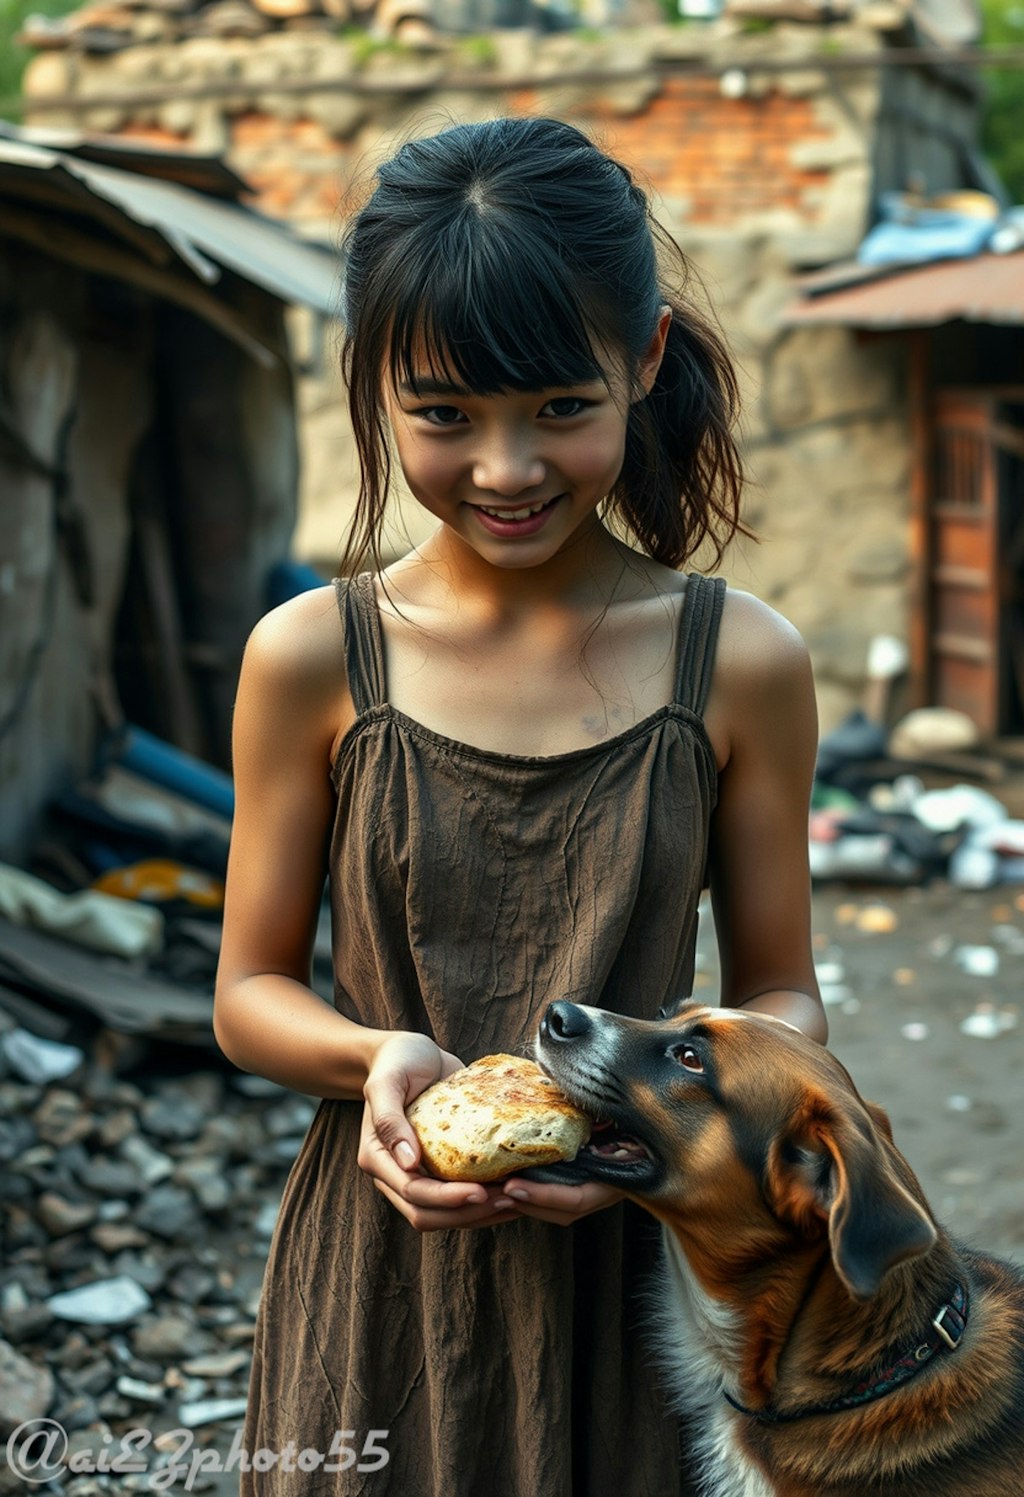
[{"xmin": 382, "ymin": 312, "xmax": 670, "ymax": 572}]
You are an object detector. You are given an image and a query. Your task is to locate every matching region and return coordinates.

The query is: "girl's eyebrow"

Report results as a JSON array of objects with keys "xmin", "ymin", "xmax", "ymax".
[
  {"xmin": 398, "ymin": 377, "xmax": 471, "ymax": 398},
  {"xmin": 397, "ymin": 377, "xmax": 603, "ymax": 398}
]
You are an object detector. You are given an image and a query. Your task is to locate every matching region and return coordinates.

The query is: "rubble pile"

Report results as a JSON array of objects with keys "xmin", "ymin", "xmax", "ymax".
[
  {"xmin": 0, "ymin": 1023, "xmax": 310, "ymax": 1494},
  {"xmin": 18, "ymin": 0, "xmax": 440, "ymax": 52},
  {"xmin": 810, "ymin": 704, "xmax": 1024, "ymax": 889}
]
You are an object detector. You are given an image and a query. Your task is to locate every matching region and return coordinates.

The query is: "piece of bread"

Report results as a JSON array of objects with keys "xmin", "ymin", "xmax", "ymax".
[{"xmin": 406, "ymin": 1054, "xmax": 592, "ymax": 1182}]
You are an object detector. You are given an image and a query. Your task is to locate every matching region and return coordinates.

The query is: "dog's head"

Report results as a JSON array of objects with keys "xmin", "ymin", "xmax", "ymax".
[{"xmin": 532, "ymin": 1001, "xmax": 937, "ymax": 1301}]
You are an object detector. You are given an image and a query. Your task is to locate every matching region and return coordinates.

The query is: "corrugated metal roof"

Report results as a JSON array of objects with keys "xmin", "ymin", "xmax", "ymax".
[
  {"xmin": 783, "ymin": 250, "xmax": 1024, "ymax": 330},
  {"xmin": 0, "ymin": 123, "xmax": 341, "ymax": 320},
  {"xmin": 0, "ymin": 120, "xmax": 247, "ymax": 198}
]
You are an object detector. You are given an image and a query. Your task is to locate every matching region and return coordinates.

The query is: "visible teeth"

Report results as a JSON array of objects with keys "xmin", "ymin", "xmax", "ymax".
[{"xmin": 477, "ymin": 498, "xmax": 553, "ymax": 519}]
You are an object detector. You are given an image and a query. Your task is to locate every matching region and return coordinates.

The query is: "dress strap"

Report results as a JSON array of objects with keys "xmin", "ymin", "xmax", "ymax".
[
  {"xmin": 331, "ymin": 572, "xmax": 387, "ymax": 715},
  {"xmin": 674, "ymin": 574, "xmax": 727, "ymax": 717}
]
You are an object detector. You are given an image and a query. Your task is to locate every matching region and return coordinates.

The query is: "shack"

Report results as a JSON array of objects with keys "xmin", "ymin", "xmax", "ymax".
[
  {"xmin": 786, "ymin": 246, "xmax": 1024, "ymax": 741},
  {"xmin": 0, "ymin": 121, "xmax": 340, "ymax": 863}
]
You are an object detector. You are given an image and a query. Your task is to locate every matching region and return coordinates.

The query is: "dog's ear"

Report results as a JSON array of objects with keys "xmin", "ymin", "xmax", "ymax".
[
  {"xmin": 863, "ymin": 1098, "xmax": 895, "ymax": 1142},
  {"xmin": 771, "ymin": 1097, "xmax": 936, "ymax": 1302}
]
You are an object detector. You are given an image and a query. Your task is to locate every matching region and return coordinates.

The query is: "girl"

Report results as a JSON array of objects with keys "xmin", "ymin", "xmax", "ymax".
[{"xmin": 214, "ymin": 116, "xmax": 825, "ymax": 1497}]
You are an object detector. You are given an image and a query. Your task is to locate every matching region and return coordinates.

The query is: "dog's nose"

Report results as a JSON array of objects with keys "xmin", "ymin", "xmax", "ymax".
[{"xmin": 541, "ymin": 1001, "xmax": 592, "ymax": 1043}]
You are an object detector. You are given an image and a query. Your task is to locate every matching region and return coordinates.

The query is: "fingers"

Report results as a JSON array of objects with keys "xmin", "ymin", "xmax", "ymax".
[
  {"xmin": 496, "ymin": 1177, "xmax": 624, "ymax": 1226},
  {"xmin": 362, "ymin": 1067, "xmax": 425, "ymax": 1173},
  {"xmin": 372, "ymin": 1175, "xmax": 522, "ymax": 1233},
  {"xmin": 358, "ymin": 1097, "xmax": 514, "ymax": 1229}
]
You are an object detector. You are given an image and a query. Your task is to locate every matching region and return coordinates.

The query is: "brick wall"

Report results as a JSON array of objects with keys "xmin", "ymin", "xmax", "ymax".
[
  {"xmin": 593, "ymin": 77, "xmax": 833, "ymax": 223},
  {"xmin": 118, "ymin": 74, "xmax": 836, "ymax": 232}
]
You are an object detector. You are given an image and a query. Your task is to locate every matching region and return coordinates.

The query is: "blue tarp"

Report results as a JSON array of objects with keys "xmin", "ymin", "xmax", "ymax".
[{"xmin": 858, "ymin": 192, "xmax": 999, "ymax": 267}]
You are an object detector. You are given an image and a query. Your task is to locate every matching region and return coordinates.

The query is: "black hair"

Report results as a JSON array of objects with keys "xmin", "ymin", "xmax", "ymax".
[{"xmin": 338, "ymin": 115, "xmax": 749, "ymax": 577}]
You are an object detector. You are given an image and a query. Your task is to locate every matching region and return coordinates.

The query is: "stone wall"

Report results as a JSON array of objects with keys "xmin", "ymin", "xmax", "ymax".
[{"xmin": 22, "ymin": 8, "xmax": 980, "ymax": 728}]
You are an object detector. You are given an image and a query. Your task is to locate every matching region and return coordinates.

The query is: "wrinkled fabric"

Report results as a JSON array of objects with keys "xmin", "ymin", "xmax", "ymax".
[{"xmin": 241, "ymin": 569, "xmax": 725, "ymax": 1497}]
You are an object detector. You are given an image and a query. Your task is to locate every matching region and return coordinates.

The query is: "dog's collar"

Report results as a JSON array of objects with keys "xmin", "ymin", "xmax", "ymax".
[{"xmin": 723, "ymin": 1281, "xmax": 969, "ymax": 1425}]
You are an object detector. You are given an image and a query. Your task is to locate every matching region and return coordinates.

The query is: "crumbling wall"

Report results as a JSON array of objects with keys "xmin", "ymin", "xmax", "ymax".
[{"xmin": 21, "ymin": 10, "xmax": 982, "ymax": 728}]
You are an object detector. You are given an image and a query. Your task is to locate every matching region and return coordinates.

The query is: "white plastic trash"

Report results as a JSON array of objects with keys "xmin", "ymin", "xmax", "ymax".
[
  {"xmin": 949, "ymin": 838, "xmax": 1001, "ymax": 890},
  {"xmin": 954, "ymin": 945, "xmax": 1000, "ymax": 977},
  {"xmin": 912, "ymin": 785, "xmax": 1007, "ymax": 834},
  {"xmin": 0, "ymin": 862, "xmax": 163, "ymax": 958}
]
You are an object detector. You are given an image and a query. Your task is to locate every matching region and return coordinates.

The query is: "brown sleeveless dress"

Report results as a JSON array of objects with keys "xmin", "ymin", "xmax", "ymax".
[{"xmin": 240, "ymin": 569, "xmax": 726, "ymax": 1497}]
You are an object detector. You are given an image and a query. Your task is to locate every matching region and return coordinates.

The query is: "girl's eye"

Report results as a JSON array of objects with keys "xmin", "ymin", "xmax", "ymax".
[
  {"xmin": 672, "ymin": 1045, "xmax": 704, "ymax": 1074},
  {"xmin": 542, "ymin": 396, "xmax": 592, "ymax": 418},
  {"xmin": 416, "ymin": 405, "xmax": 467, "ymax": 427}
]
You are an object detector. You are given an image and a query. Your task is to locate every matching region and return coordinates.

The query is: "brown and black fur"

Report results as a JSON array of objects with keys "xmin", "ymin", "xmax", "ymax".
[{"xmin": 530, "ymin": 1001, "xmax": 1024, "ymax": 1497}]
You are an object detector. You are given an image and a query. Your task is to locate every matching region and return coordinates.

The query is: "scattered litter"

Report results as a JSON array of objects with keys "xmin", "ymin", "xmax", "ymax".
[
  {"xmin": 958, "ymin": 1011, "xmax": 1000, "ymax": 1035},
  {"xmin": 984, "ymin": 822, "xmax": 1024, "ymax": 856},
  {"xmin": 949, "ymin": 837, "xmax": 1001, "ymax": 890},
  {"xmin": 959, "ymin": 1002, "xmax": 1018, "ymax": 1039},
  {"xmin": 900, "ymin": 1021, "xmax": 929, "ymax": 1041},
  {"xmin": 0, "ymin": 861, "xmax": 163, "ymax": 958},
  {"xmin": 954, "ymin": 945, "xmax": 1000, "ymax": 978},
  {"xmin": 942, "ymin": 1166, "xmax": 984, "ymax": 1187},
  {"xmin": 888, "ymin": 707, "xmax": 980, "ymax": 758},
  {"xmin": 856, "ymin": 903, "xmax": 898, "ymax": 934},
  {"xmin": 867, "ymin": 775, "xmax": 925, "ymax": 814},
  {"xmin": 809, "ymin": 835, "xmax": 920, "ymax": 882},
  {"xmin": 990, "ymin": 925, "xmax": 1024, "ymax": 955},
  {"xmin": 93, "ymin": 858, "xmax": 225, "ymax": 915},
  {"xmin": 1, "ymin": 1027, "xmax": 84, "ymax": 1084},
  {"xmin": 946, "ymin": 1095, "xmax": 973, "ymax": 1113},
  {"xmin": 911, "ymin": 785, "xmax": 1007, "ymax": 834}
]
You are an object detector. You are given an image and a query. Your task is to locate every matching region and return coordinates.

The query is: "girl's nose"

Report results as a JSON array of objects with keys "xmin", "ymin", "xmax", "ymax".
[{"xmin": 472, "ymin": 439, "xmax": 545, "ymax": 497}]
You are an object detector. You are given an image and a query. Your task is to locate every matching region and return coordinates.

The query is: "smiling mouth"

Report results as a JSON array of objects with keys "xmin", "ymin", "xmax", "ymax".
[{"xmin": 471, "ymin": 494, "xmax": 563, "ymax": 520}]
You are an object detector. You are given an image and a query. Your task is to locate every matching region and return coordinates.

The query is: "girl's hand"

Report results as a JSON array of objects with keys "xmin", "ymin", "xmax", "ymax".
[
  {"xmin": 494, "ymin": 1176, "xmax": 626, "ymax": 1227},
  {"xmin": 358, "ymin": 1033, "xmax": 526, "ymax": 1233}
]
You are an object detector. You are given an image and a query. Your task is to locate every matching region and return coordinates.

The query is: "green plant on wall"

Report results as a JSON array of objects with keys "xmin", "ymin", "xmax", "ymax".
[
  {"xmin": 978, "ymin": 0, "xmax": 1024, "ymax": 203},
  {"xmin": 1, "ymin": 0, "xmax": 80, "ymax": 118}
]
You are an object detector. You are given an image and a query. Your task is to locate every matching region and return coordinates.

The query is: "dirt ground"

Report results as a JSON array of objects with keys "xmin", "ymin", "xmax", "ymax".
[{"xmin": 193, "ymin": 880, "xmax": 1024, "ymax": 1494}]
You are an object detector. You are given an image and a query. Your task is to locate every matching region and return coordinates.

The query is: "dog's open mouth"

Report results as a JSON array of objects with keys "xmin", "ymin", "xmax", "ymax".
[
  {"xmin": 521, "ymin": 1092, "xmax": 662, "ymax": 1188},
  {"xmin": 583, "ymin": 1119, "xmax": 656, "ymax": 1166}
]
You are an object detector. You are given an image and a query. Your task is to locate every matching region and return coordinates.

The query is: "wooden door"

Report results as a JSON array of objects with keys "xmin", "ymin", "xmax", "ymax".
[{"xmin": 926, "ymin": 387, "xmax": 1024, "ymax": 735}]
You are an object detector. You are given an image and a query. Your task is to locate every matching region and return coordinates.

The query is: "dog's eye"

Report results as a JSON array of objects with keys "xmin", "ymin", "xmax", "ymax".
[{"xmin": 672, "ymin": 1045, "xmax": 704, "ymax": 1073}]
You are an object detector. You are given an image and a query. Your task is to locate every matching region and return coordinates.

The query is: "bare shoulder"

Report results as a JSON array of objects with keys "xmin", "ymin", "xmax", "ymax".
[
  {"xmin": 239, "ymin": 584, "xmax": 352, "ymax": 754},
  {"xmin": 244, "ymin": 583, "xmax": 344, "ymax": 682},
  {"xmin": 714, "ymin": 586, "xmax": 811, "ymax": 685},
  {"xmin": 705, "ymin": 586, "xmax": 817, "ymax": 767}
]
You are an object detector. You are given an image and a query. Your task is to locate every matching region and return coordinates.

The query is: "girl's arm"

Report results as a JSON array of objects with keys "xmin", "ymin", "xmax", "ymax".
[
  {"xmin": 705, "ymin": 591, "xmax": 827, "ymax": 1043},
  {"xmin": 213, "ymin": 594, "xmax": 390, "ymax": 1098},
  {"xmin": 214, "ymin": 596, "xmax": 550, "ymax": 1230}
]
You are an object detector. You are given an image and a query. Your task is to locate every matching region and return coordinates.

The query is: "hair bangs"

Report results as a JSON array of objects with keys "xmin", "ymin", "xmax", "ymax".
[{"xmin": 387, "ymin": 212, "xmax": 615, "ymax": 400}]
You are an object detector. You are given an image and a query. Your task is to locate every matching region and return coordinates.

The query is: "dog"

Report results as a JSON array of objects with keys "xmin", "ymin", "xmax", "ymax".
[{"xmin": 529, "ymin": 1000, "xmax": 1024, "ymax": 1497}]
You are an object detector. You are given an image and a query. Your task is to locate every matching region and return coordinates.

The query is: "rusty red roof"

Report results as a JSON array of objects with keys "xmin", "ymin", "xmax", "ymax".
[{"xmin": 783, "ymin": 250, "xmax": 1024, "ymax": 329}]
